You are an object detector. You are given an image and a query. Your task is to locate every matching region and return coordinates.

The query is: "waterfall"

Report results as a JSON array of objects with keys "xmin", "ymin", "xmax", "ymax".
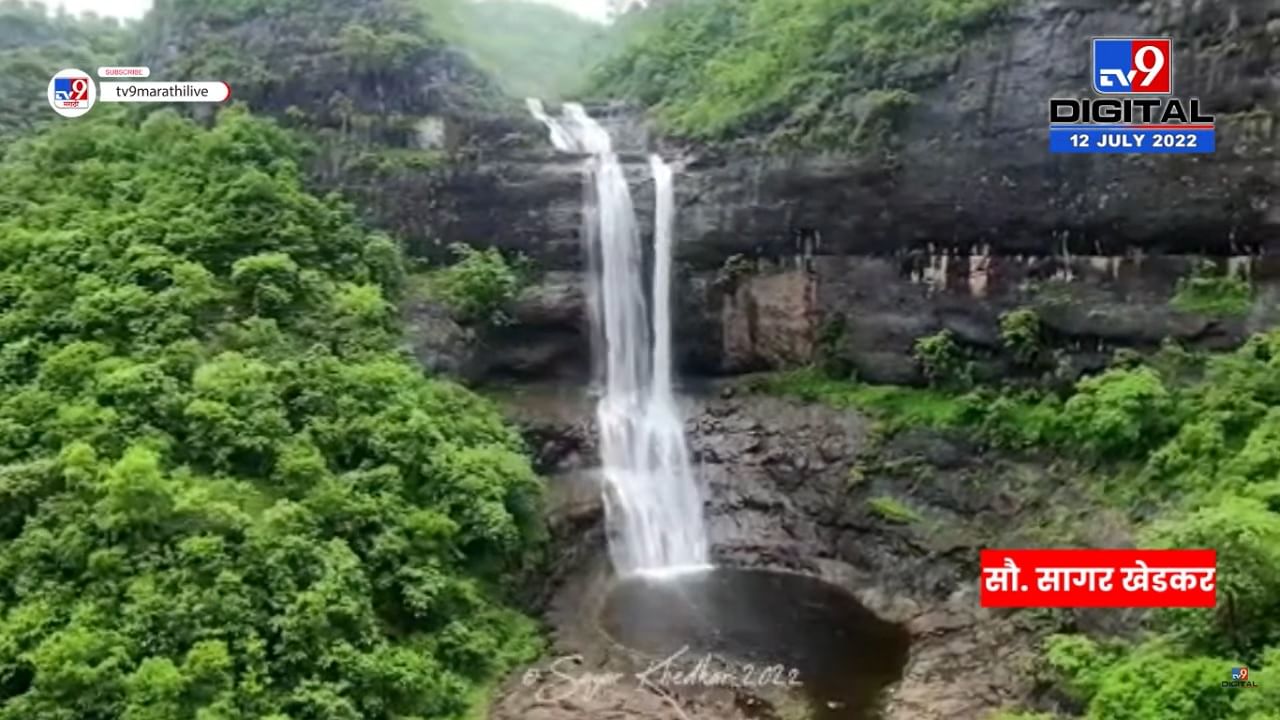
[{"xmin": 528, "ymin": 100, "xmax": 711, "ymax": 577}]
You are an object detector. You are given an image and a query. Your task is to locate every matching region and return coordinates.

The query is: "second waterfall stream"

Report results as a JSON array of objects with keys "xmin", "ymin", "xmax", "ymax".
[{"xmin": 527, "ymin": 99, "xmax": 711, "ymax": 577}]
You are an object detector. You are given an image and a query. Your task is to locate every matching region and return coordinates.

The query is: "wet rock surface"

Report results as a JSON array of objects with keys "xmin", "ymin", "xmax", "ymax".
[{"xmin": 488, "ymin": 385, "xmax": 1109, "ymax": 720}]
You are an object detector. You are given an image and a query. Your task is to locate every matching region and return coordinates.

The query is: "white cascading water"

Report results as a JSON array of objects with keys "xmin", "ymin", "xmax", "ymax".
[{"xmin": 527, "ymin": 99, "xmax": 711, "ymax": 577}]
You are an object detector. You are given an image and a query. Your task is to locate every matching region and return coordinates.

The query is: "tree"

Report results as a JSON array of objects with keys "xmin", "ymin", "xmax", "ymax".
[{"xmin": 1146, "ymin": 496, "xmax": 1280, "ymax": 659}]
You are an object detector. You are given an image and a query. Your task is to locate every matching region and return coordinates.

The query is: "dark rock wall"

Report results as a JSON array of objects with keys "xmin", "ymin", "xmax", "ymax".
[
  {"xmin": 674, "ymin": 0, "xmax": 1280, "ymax": 261},
  {"xmin": 888, "ymin": 0, "xmax": 1279, "ymax": 256},
  {"xmin": 441, "ymin": 0, "xmax": 1279, "ymax": 268},
  {"xmin": 407, "ymin": 252, "xmax": 1280, "ymax": 385},
  {"xmin": 812, "ymin": 252, "xmax": 1280, "ymax": 383}
]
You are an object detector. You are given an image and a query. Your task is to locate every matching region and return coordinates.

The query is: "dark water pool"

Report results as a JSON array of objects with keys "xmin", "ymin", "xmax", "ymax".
[{"xmin": 600, "ymin": 567, "xmax": 911, "ymax": 720}]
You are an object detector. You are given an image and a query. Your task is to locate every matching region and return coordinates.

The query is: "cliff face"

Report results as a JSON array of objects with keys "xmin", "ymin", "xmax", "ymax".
[
  {"xmin": 407, "ymin": 0, "xmax": 1280, "ymax": 384},
  {"xmin": 440, "ymin": 0, "xmax": 1279, "ymax": 263},
  {"xmin": 671, "ymin": 0, "xmax": 1280, "ymax": 261},
  {"xmin": 139, "ymin": 0, "xmax": 501, "ymax": 138},
  {"xmin": 141, "ymin": 0, "xmax": 1280, "ymax": 384}
]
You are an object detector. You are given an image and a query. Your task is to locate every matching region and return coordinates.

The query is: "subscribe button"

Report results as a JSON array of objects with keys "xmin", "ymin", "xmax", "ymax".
[{"xmin": 981, "ymin": 548, "xmax": 1216, "ymax": 608}]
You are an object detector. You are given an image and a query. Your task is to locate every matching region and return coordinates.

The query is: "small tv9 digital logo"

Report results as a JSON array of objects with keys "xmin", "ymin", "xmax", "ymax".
[
  {"xmin": 1093, "ymin": 38, "xmax": 1172, "ymax": 95},
  {"xmin": 1222, "ymin": 665, "xmax": 1259, "ymax": 689},
  {"xmin": 48, "ymin": 68, "xmax": 96, "ymax": 117}
]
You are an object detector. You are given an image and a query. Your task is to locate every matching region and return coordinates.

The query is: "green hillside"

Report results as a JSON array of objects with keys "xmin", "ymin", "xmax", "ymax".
[{"xmin": 592, "ymin": 0, "xmax": 1012, "ymax": 147}]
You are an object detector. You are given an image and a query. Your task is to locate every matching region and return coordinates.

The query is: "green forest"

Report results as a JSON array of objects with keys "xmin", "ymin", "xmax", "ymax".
[
  {"xmin": 0, "ymin": 105, "xmax": 546, "ymax": 718},
  {"xmin": 1, "ymin": 0, "xmax": 1278, "ymax": 719},
  {"xmin": 0, "ymin": 2, "xmax": 547, "ymax": 717}
]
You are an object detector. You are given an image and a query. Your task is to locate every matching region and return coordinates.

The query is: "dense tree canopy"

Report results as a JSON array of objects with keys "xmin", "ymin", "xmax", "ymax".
[{"xmin": 0, "ymin": 109, "xmax": 544, "ymax": 720}]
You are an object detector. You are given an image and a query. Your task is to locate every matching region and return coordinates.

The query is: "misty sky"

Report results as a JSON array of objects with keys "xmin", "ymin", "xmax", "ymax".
[{"xmin": 32, "ymin": 0, "xmax": 610, "ymax": 22}]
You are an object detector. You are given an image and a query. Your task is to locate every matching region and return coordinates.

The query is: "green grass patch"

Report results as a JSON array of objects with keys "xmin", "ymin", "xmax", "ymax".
[
  {"xmin": 461, "ymin": 679, "xmax": 499, "ymax": 720},
  {"xmin": 867, "ymin": 496, "xmax": 923, "ymax": 524},
  {"xmin": 349, "ymin": 146, "xmax": 447, "ymax": 174},
  {"xmin": 1171, "ymin": 272, "xmax": 1252, "ymax": 317},
  {"xmin": 746, "ymin": 368, "xmax": 1069, "ymax": 449},
  {"xmin": 747, "ymin": 367, "xmax": 970, "ymax": 431}
]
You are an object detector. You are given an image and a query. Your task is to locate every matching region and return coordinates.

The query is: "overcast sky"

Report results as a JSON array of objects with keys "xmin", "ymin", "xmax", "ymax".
[{"xmin": 32, "ymin": 0, "xmax": 610, "ymax": 22}]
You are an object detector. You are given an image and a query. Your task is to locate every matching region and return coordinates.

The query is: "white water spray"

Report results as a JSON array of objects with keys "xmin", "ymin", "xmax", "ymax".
[{"xmin": 528, "ymin": 99, "xmax": 711, "ymax": 576}]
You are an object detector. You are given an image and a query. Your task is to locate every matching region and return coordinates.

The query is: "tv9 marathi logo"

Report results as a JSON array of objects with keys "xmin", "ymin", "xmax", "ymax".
[{"xmin": 48, "ymin": 68, "xmax": 96, "ymax": 117}]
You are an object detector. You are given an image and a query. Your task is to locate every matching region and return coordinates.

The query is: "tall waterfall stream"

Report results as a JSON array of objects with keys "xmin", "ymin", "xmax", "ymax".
[{"xmin": 527, "ymin": 99, "xmax": 711, "ymax": 577}]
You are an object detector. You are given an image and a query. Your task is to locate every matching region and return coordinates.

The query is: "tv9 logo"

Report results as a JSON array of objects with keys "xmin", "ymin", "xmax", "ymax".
[
  {"xmin": 48, "ymin": 68, "xmax": 96, "ymax": 117},
  {"xmin": 1092, "ymin": 38, "xmax": 1172, "ymax": 95}
]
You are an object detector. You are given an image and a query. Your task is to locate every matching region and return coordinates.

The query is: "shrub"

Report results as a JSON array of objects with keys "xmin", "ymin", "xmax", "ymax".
[
  {"xmin": 961, "ymin": 389, "xmax": 1066, "ymax": 450},
  {"xmin": 1061, "ymin": 366, "xmax": 1175, "ymax": 458},
  {"xmin": 846, "ymin": 88, "xmax": 919, "ymax": 147},
  {"xmin": 1085, "ymin": 642, "xmax": 1237, "ymax": 720},
  {"xmin": 816, "ymin": 314, "xmax": 852, "ymax": 378},
  {"xmin": 913, "ymin": 329, "xmax": 973, "ymax": 389},
  {"xmin": 432, "ymin": 243, "xmax": 524, "ymax": 326},
  {"xmin": 1043, "ymin": 634, "xmax": 1267, "ymax": 720},
  {"xmin": 1146, "ymin": 496, "xmax": 1280, "ymax": 659},
  {"xmin": 1044, "ymin": 633, "xmax": 1113, "ymax": 701},
  {"xmin": 999, "ymin": 308, "xmax": 1044, "ymax": 366}
]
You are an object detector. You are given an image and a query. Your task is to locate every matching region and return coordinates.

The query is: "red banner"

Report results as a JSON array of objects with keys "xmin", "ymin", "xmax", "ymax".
[{"xmin": 980, "ymin": 549, "xmax": 1216, "ymax": 608}]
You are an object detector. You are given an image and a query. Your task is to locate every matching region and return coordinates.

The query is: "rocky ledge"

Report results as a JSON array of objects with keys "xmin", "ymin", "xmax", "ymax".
[{"xmin": 407, "ymin": 252, "xmax": 1280, "ymax": 386}]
